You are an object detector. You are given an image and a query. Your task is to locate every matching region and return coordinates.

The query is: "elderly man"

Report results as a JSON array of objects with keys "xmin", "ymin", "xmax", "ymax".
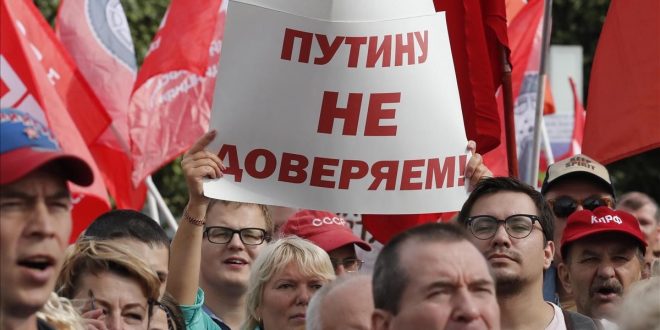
[
  {"xmin": 541, "ymin": 154, "xmax": 616, "ymax": 306},
  {"xmin": 458, "ymin": 177, "xmax": 599, "ymax": 330},
  {"xmin": 306, "ymin": 274, "xmax": 373, "ymax": 330},
  {"xmin": 371, "ymin": 222, "xmax": 500, "ymax": 330},
  {"xmin": 558, "ymin": 206, "xmax": 647, "ymax": 322},
  {"xmin": 0, "ymin": 108, "xmax": 94, "ymax": 330},
  {"xmin": 616, "ymin": 192, "xmax": 660, "ymax": 274}
]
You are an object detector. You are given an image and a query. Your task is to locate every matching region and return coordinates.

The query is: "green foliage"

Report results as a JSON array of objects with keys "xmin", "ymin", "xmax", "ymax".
[{"xmin": 551, "ymin": 0, "xmax": 610, "ymax": 103}]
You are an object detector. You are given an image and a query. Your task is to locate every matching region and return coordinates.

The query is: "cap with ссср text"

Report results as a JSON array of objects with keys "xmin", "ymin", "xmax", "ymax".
[
  {"xmin": 560, "ymin": 206, "xmax": 646, "ymax": 258},
  {"xmin": 281, "ymin": 209, "xmax": 371, "ymax": 253}
]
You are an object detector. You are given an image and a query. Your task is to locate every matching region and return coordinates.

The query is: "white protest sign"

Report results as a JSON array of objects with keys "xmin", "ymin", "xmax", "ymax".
[{"xmin": 205, "ymin": 1, "xmax": 470, "ymax": 214}]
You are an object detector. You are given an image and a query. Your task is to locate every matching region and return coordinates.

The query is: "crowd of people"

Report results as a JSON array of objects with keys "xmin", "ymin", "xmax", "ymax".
[{"xmin": 1, "ymin": 106, "xmax": 659, "ymax": 330}]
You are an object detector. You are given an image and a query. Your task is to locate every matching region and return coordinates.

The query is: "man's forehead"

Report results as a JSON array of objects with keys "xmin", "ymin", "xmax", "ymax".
[
  {"xmin": 400, "ymin": 240, "xmax": 490, "ymax": 279},
  {"xmin": 544, "ymin": 178, "xmax": 611, "ymax": 199},
  {"xmin": 571, "ymin": 233, "xmax": 640, "ymax": 254}
]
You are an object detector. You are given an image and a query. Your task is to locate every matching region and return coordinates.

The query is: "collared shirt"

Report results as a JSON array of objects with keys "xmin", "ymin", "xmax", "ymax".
[{"xmin": 202, "ymin": 304, "xmax": 231, "ymax": 330}]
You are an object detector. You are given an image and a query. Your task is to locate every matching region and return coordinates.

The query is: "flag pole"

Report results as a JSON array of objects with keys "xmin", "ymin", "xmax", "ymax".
[
  {"xmin": 528, "ymin": 0, "xmax": 553, "ymax": 187},
  {"xmin": 500, "ymin": 44, "xmax": 518, "ymax": 178},
  {"xmin": 145, "ymin": 176, "xmax": 179, "ymax": 230}
]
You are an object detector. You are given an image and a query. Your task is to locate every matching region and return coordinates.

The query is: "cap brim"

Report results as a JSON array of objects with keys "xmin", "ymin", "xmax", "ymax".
[
  {"xmin": 542, "ymin": 171, "xmax": 614, "ymax": 196},
  {"xmin": 307, "ymin": 230, "xmax": 372, "ymax": 252},
  {"xmin": 1, "ymin": 148, "xmax": 94, "ymax": 186},
  {"xmin": 561, "ymin": 228, "xmax": 647, "ymax": 257}
]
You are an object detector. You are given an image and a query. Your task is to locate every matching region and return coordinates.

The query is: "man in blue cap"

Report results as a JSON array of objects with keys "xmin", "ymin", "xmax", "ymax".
[{"xmin": 0, "ymin": 108, "xmax": 94, "ymax": 330}]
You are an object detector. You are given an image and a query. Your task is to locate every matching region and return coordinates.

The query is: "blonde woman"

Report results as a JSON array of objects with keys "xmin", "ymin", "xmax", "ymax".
[
  {"xmin": 243, "ymin": 236, "xmax": 335, "ymax": 330},
  {"xmin": 56, "ymin": 240, "xmax": 160, "ymax": 330}
]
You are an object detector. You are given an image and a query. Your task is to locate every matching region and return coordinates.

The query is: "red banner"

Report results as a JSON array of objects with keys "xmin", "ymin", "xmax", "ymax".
[
  {"xmin": 129, "ymin": 0, "xmax": 224, "ymax": 185},
  {"xmin": 1, "ymin": 0, "xmax": 111, "ymax": 241},
  {"xmin": 56, "ymin": 0, "xmax": 146, "ymax": 209},
  {"xmin": 434, "ymin": 0, "xmax": 510, "ymax": 155},
  {"xmin": 583, "ymin": 0, "xmax": 660, "ymax": 164}
]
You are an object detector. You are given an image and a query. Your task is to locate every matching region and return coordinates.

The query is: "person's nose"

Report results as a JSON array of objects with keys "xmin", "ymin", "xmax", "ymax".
[
  {"xmin": 25, "ymin": 200, "xmax": 56, "ymax": 239},
  {"xmin": 450, "ymin": 289, "xmax": 481, "ymax": 323},
  {"xmin": 295, "ymin": 286, "xmax": 312, "ymax": 305},
  {"xmin": 226, "ymin": 231, "xmax": 245, "ymax": 250},
  {"xmin": 335, "ymin": 264, "xmax": 347, "ymax": 276},
  {"xmin": 596, "ymin": 261, "xmax": 616, "ymax": 279},
  {"xmin": 104, "ymin": 312, "xmax": 123, "ymax": 330},
  {"xmin": 490, "ymin": 222, "xmax": 511, "ymax": 248}
]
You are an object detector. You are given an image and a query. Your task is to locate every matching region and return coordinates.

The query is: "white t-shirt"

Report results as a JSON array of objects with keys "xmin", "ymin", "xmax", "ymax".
[{"xmin": 545, "ymin": 302, "xmax": 567, "ymax": 330}]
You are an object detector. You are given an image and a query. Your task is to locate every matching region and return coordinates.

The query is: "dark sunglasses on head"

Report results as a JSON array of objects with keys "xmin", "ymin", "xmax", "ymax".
[{"xmin": 547, "ymin": 195, "xmax": 614, "ymax": 218}]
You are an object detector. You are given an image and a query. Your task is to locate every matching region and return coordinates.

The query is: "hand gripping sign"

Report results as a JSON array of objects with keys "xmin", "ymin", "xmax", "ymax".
[{"xmin": 205, "ymin": 0, "xmax": 470, "ymax": 214}]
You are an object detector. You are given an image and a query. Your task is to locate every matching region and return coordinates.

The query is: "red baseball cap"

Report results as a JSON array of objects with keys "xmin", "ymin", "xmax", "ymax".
[
  {"xmin": 0, "ymin": 108, "xmax": 93, "ymax": 186},
  {"xmin": 281, "ymin": 210, "xmax": 371, "ymax": 252},
  {"xmin": 560, "ymin": 206, "xmax": 647, "ymax": 258}
]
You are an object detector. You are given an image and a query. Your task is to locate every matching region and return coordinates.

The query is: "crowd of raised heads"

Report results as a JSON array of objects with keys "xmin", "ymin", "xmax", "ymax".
[{"xmin": 2, "ymin": 114, "xmax": 660, "ymax": 330}]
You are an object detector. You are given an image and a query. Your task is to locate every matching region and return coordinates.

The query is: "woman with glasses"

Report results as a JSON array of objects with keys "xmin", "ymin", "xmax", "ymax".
[
  {"xmin": 242, "ymin": 236, "xmax": 335, "ymax": 330},
  {"xmin": 56, "ymin": 240, "xmax": 160, "ymax": 330},
  {"xmin": 168, "ymin": 132, "xmax": 274, "ymax": 330}
]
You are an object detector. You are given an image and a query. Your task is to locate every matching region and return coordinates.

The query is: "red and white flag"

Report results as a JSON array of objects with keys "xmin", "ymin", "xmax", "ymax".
[
  {"xmin": 583, "ymin": 0, "xmax": 660, "ymax": 164},
  {"xmin": 56, "ymin": 0, "xmax": 147, "ymax": 209},
  {"xmin": 129, "ymin": 0, "xmax": 224, "ymax": 185},
  {"xmin": 1, "ymin": 0, "xmax": 111, "ymax": 240}
]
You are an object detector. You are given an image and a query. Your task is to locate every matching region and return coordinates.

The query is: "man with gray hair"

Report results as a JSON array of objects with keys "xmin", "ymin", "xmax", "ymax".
[{"xmin": 306, "ymin": 274, "xmax": 372, "ymax": 330}]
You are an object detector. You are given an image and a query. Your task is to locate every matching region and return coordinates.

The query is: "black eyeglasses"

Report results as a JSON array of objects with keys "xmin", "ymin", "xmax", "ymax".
[
  {"xmin": 547, "ymin": 195, "xmax": 613, "ymax": 218},
  {"xmin": 466, "ymin": 214, "xmax": 541, "ymax": 240},
  {"xmin": 204, "ymin": 226, "xmax": 271, "ymax": 245},
  {"xmin": 329, "ymin": 257, "xmax": 364, "ymax": 272}
]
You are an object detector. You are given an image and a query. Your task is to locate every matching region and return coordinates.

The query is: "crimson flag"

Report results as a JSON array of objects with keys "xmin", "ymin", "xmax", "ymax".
[
  {"xmin": 434, "ymin": 0, "xmax": 509, "ymax": 155},
  {"xmin": 583, "ymin": 0, "xmax": 660, "ymax": 164},
  {"xmin": 56, "ymin": 0, "xmax": 147, "ymax": 209},
  {"xmin": 561, "ymin": 77, "xmax": 585, "ymax": 159},
  {"xmin": 1, "ymin": 0, "xmax": 111, "ymax": 241},
  {"xmin": 129, "ymin": 0, "xmax": 224, "ymax": 185}
]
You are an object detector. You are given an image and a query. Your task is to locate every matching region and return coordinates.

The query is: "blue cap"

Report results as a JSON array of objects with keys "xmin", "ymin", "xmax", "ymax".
[{"xmin": 0, "ymin": 108, "xmax": 93, "ymax": 186}]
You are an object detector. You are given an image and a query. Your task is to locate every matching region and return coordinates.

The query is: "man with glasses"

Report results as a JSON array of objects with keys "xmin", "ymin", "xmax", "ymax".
[
  {"xmin": 281, "ymin": 210, "xmax": 371, "ymax": 275},
  {"xmin": 168, "ymin": 131, "xmax": 274, "ymax": 330},
  {"xmin": 458, "ymin": 177, "xmax": 599, "ymax": 329},
  {"xmin": 541, "ymin": 154, "xmax": 616, "ymax": 308}
]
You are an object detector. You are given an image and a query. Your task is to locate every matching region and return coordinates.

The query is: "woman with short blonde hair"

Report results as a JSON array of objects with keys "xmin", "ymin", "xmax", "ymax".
[
  {"xmin": 56, "ymin": 239, "xmax": 160, "ymax": 329},
  {"xmin": 243, "ymin": 236, "xmax": 335, "ymax": 330}
]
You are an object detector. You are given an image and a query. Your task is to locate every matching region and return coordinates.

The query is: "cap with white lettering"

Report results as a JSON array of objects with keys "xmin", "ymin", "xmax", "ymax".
[
  {"xmin": 560, "ymin": 206, "xmax": 646, "ymax": 258},
  {"xmin": 541, "ymin": 154, "xmax": 614, "ymax": 196},
  {"xmin": 281, "ymin": 209, "xmax": 371, "ymax": 252}
]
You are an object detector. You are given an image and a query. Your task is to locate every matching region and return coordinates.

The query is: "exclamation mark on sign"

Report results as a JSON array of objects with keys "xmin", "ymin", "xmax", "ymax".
[{"xmin": 457, "ymin": 154, "xmax": 467, "ymax": 186}]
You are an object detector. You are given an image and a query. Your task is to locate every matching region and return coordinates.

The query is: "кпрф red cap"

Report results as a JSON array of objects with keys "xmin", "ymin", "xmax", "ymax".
[
  {"xmin": 281, "ymin": 210, "xmax": 371, "ymax": 253},
  {"xmin": 560, "ymin": 206, "xmax": 647, "ymax": 258}
]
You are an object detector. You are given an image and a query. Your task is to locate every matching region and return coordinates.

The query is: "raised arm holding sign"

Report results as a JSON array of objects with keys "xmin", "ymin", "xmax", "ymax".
[{"xmin": 204, "ymin": 0, "xmax": 479, "ymax": 214}]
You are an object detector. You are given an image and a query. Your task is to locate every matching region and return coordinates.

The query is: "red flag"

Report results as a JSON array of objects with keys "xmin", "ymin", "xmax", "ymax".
[
  {"xmin": 56, "ymin": 0, "xmax": 146, "ymax": 209},
  {"xmin": 433, "ymin": 0, "xmax": 509, "ymax": 154},
  {"xmin": 583, "ymin": 0, "xmax": 660, "ymax": 164},
  {"xmin": 1, "ymin": 0, "xmax": 111, "ymax": 241},
  {"xmin": 561, "ymin": 77, "xmax": 585, "ymax": 159},
  {"xmin": 129, "ymin": 0, "xmax": 224, "ymax": 185},
  {"xmin": 362, "ymin": 0, "xmax": 510, "ymax": 244}
]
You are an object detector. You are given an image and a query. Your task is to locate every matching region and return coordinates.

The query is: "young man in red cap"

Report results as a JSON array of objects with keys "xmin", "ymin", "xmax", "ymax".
[
  {"xmin": 558, "ymin": 206, "xmax": 647, "ymax": 323},
  {"xmin": 0, "ymin": 108, "xmax": 94, "ymax": 330},
  {"xmin": 282, "ymin": 210, "xmax": 371, "ymax": 275}
]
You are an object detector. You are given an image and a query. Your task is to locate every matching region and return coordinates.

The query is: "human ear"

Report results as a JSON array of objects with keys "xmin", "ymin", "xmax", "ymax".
[
  {"xmin": 558, "ymin": 262, "xmax": 573, "ymax": 294},
  {"xmin": 371, "ymin": 309, "xmax": 393, "ymax": 330}
]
